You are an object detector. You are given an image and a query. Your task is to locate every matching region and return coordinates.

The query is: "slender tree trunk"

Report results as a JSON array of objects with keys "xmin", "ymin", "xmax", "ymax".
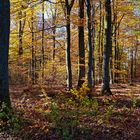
[
  {"xmin": 101, "ymin": 13, "xmax": 104, "ymax": 76},
  {"xmin": 130, "ymin": 47, "xmax": 134, "ymax": 85},
  {"xmin": 111, "ymin": 0, "xmax": 115, "ymax": 84},
  {"xmin": 134, "ymin": 39, "xmax": 138, "ymax": 80},
  {"xmin": 101, "ymin": 0, "xmax": 112, "ymax": 95},
  {"xmin": 77, "ymin": 0, "xmax": 85, "ymax": 88},
  {"xmin": 18, "ymin": 10, "xmax": 26, "ymax": 56},
  {"xmin": 18, "ymin": 11, "xmax": 23, "ymax": 56},
  {"xmin": 99, "ymin": 3, "xmax": 105, "ymax": 84},
  {"xmin": 34, "ymin": 28, "xmax": 38, "ymax": 84},
  {"xmin": 64, "ymin": 0, "xmax": 75, "ymax": 90},
  {"xmin": 91, "ymin": 2, "xmax": 95, "ymax": 86},
  {"xmin": 41, "ymin": 1, "xmax": 45, "ymax": 81},
  {"xmin": 52, "ymin": 27, "xmax": 56, "ymax": 60},
  {"xmin": 31, "ymin": 9, "xmax": 35, "ymax": 84},
  {"xmin": 0, "ymin": 0, "xmax": 11, "ymax": 106},
  {"xmin": 52, "ymin": 9, "xmax": 57, "ymax": 61},
  {"xmin": 66, "ymin": 8, "xmax": 72, "ymax": 89},
  {"xmin": 86, "ymin": 0, "xmax": 93, "ymax": 90},
  {"xmin": 114, "ymin": 11, "xmax": 119, "ymax": 83},
  {"xmin": 98, "ymin": 0, "xmax": 102, "ymax": 84}
]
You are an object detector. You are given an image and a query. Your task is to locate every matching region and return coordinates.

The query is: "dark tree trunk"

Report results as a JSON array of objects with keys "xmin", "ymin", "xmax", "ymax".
[
  {"xmin": 91, "ymin": 2, "xmax": 95, "ymax": 86},
  {"xmin": 52, "ymin": 27, "xmax": 56, "ymax": 60},
  {"xmin": 130, "ymin": 47, "xmax": 134, "ymax": 85},
  {"xmin": 65, "ymin": 0, "xmax": 75, "ymax": 90},
  {"xmin": 0, "ymin": 0, "xmax": 11, "ymax": 105},
  {"xmin": 66, "ymin": 7, "xmax": 72, "ymax": 90},
  {"xmin": 86, "ymin": 0, "xmax": 93, "ymax": 89},
  {"xmin": 77, "ymin": 0, "xmax": 85, "ymax": 88},
  {"xmin": 18, "ymin": 11, "xmax": 23, "ymax": 56},
  {"xmin": 18, "ymin": 10, "xmax": 26, "ymax": 56},
  {"xmin": 113, "ymin": 7, "xmax": 119, "ymax": 83},
  {"xmin": 101, "ymin": 0, "xmax": 112, "ymax": 95},
  {"xmin": 41, "ymin": 1, "xmax": 45, "ymax": 80},
  {"xmin": 31, "ymin": 9, "xmax": 36, "ymax": 84},
  {"xmin": 52, "ymin": 8, "xmax": 57, "ymax": 61}
]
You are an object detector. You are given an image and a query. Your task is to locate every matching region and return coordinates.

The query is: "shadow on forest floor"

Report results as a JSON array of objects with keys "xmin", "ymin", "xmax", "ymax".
[{"xmin": 3, "ymin": 83, "xmax": 140, "ymax": 139}]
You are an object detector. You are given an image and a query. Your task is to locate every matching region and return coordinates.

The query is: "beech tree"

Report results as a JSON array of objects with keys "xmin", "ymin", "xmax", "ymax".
[
  {"xmin": 77, "ymin": 0, "xmax": 85, "ymax": 88},
  {"xmin": 41, "ymin": 0, "xmax": 45, "ymax": 80},
  {"xmin": 18, "ymin": 7, "xmax": 26, "ymax": 56},
  {"xmin": 64, "ymin": 0, "xmax": 75, "ymax": 90},
  {"xmin": 101, "ymin": 0, "xmax": 112, "ymax": 95},
  {"xmin": 0, "ymin": 0, "xmax": 11, "ymax": 105},
  {"xmin": 9, "ymin": 0, "xmax": 140, "ymax": 93},
  {"xmin": 86, "ymin": 0, "xmax": 93, "ymax": 90}
]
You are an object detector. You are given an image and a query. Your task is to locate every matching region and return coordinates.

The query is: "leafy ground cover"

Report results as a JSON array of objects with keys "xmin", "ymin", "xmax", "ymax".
[{"xmin": 1, "ymin": 84, "xmax": 140, "ymax": 140}]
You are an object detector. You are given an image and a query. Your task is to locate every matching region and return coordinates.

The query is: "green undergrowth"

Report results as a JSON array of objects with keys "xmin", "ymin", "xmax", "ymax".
[
  {"xmin": 42, "ymin": 84, "xmax": 124, "ymax": 139},
  {"xmin": 7, "ymin": 84, "xmax": 140, "ymax": 139},
  {"xmin": 0, "ymin": 102, "xmax": 24, "ymax": 135}
]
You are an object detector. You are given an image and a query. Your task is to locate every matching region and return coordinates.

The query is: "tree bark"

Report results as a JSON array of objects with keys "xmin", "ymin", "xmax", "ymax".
[
  {"xmin": 130, "ymin": 47, "xmax": 134, "ymax": 85},
  {"xmin": 77, "ymin": 0, "xmax": 85, "ymax": 88},
  {"xmin": 31, "ymin": 9, "xmax": 36, "ymax": 84},
  {"xmin": 91, "ymin": 2, "xmax": 95, "ymax": 86},
  {"xmin": 65, "ymin": 0, "xmax": 75, "ymax": 90},
  {"xmin": 98, "ymin": 0, "xmax": 102, "ymax": 84},
  {"xmin": 65, "ymin": 0, "xmax": 72, "ymax": 90},
  {"xmin": 66, "ymin": 7, "xmax": 72, "ymax": 90},
  {"xmin": 101, "ymin": 0, "xmax": 112, "ymax": 95},
  {"xmin": 41, "ymin": 1, "xmax": 45, "ymax": 80},
  {"xmin": 0, "ymin": 0, "xmax": 11, "ymax": 106},
  {"xmin": 52, "ymin": 8, "xmax": 57, "ymax": 60},
  {"xmin": 18, "ymin": 10, "xmax": 26, "ymax": 56},
  {"xmin": 86, "ymin": 0, "xmax": 93, "ymax": 90},
  {"xmin": 134, "ymin": 39, "xmax": 138, "ymax": 80}
]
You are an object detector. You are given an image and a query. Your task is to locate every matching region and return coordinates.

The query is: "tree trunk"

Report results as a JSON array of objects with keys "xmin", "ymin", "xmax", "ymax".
[
  {"xmin": 114, "ymin": 8, "xmax": 119, "ymax": 83},
  {"xmin": 0, "ymin": 0, "xmax": 11, "ymax": 106},
  {"xmin": 52, "ymin": 26, "xmax": 56, "ymax": 60},
  {"xmin": 130, "ymin": 47, "xmax": 134, "ymax": 85},
  {"xmin": 41, "ymin": 1, "xmax": 45, "ymax": 81},
  {"xmin": 52, "ymin": 8, "xmax": 57, "ymax": 61},
  {"xmin": 101, "ymin": 11, "xmax": 104, "ymax": 82},
  {"xmin": 98, "ymin": 0, "xmax": 102, "ymax": 84},
  {"xmin": 18, "ymin": 10, "xmax": 26, "ymax": 56},
  {"xmin": 86, "ymin": 0, "xmax": 93, "ymax": 90},
  {"xmin": 31, "ymin": 9, "xmax": 36, "ymax": 84},
  {"xmin": 18, "ymin": 11, "xmax": 23, "ymax": 56},
  {"xmin": 64, "ymin": 0, "xmax": 75, "ymax": 90},
  {"xmin": 91, "ymin": 2, "xmax": 95, "ymax": 86},
  {"xmin": 66, "ymin": 7, "xmax": 72, "ymax": 89},
  {"xmin": 134, "ymin": 39, "xmax": 138, "ymax": 80},
  {"xmin": 101, "ymin": 0, "xmax": 112, "ymax": 95},
  {"xmin": 77, "ymin": 0, "xmax": 85, "ymax": 88}
]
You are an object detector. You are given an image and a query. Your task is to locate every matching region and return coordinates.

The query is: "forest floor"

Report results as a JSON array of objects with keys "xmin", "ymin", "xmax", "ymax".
[{"xmin": 1, "ymin": 83, "xmax": 140, "ymax": 140}]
